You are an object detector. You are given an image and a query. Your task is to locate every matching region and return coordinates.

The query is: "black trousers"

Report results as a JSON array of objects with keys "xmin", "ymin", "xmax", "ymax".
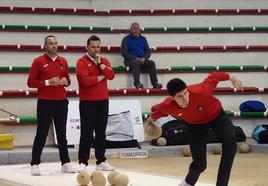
[
  {"xmin": 78, "ymin": 100, "xmax": 108, "ymax": 165},
  {"xmin": 185, "ymin": 109, "xmax": 237, "ymax": 186},
  {"xmin": 124, "ymin": 59, "xmax": 158, "ymax": 86},
  {"xmin": 31, "ymin": 99, "xmax": 70, "ymax": 166}
]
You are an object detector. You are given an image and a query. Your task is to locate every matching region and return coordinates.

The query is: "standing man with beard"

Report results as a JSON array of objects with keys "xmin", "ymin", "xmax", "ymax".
[
  {"xmin": 28, "ymin": 35, "xmax": 75, "ymax": 175},
  {"xmin": 76, "ymin": 35, "xmax": 115, "ymax": 172}
]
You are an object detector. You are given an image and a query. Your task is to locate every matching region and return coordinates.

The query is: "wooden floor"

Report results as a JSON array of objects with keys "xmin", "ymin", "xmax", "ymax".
[
  {"xmin": 106, "ymin": 152, "xmax": 268, "ymax": 186},
  {"xmin": 0, "ymin": 152, "xmax": 266, "ymax": 186},
  {"xmin": 0, "ymin": 162, "xmax": 213, "ymax": 186}
]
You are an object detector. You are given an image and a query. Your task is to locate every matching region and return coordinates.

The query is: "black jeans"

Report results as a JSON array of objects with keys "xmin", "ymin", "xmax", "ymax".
[
  {"xmin": 124, "ymin": 59, "xmax": 158, "ymax": 86},
  {"xmin": 78, "ymin": 100, "xmax": 108, "ymax": 165},
  {"xmin": 185, "ymin": 109, "xmax": 237, "ymax": 186},
  {"xmin": 31, "ymin": 99, "xmax": 70, "ymax": 166}
]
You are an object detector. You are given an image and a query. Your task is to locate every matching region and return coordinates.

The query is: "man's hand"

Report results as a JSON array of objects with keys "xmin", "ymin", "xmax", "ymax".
[
  {"xmin": 98, "ymin": 75, "xmax": 105, "ymax": 82},
  {"xmin": 140, "ymin": 57, "xmax": 145, "ymax": 64},
  {"xmin": 48, "ymin": 76, "xmax": 60, "ymax": 86},
  {"xmin": 95, "ymin": 53, "xmax": 106, "ymax": 69},
  {"xmin": 136, "ymin": 57, "xmax": 144, "ymax": 64},
  {"xmin": 95, "ymin": 53, "xmax": 102, "ymax": 64},
  {"xmin": 146, "ymin": 117, "xmax": 154, "ymax": 125},
  {"xmin": 230, "ymin": 75, "xmax": 244, "ymax": 91},
  {"xmin": 144, "ymin": 117, "xmax": 162, "ymax": 139},
  {"xmin": 60, "ymin": 77, "xmax": 68, "ymax": 86}
]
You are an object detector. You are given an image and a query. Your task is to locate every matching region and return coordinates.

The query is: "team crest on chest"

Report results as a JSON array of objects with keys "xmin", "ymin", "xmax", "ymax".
[
  {"xmin": 196, "ymin": 105, "xmax": 204, "ymax": 111},
  {"xmin": 59, "ymin": 64, "xmax": 64, "ymax": 70}
]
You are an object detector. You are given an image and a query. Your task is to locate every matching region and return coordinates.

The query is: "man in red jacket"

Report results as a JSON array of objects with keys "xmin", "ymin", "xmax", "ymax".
[
  {"xmin": 147, "ymin": 71, "xmax": 243, "ymax": 186},
  {"xmin": 27, "ymin": 35, "xmax": 74, "ymax": 175},
  {"xmin": 76, "ymin": 35, "xmax": 115, "ymax": 172}
]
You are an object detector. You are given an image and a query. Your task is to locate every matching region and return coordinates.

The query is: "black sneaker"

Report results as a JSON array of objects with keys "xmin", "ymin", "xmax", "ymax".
[
  {"xmin": 135, "ymin": 84, "xmax": 144, "ymax": 89},
  {"xmin": 153, "ymin": 84, "xmax": 162, "ymax": 89}
]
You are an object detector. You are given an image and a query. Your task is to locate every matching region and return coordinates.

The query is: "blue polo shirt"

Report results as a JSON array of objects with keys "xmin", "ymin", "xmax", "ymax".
[{"xmin": 124, "ymin": 34, "xmax": 148, "ymax": 58}]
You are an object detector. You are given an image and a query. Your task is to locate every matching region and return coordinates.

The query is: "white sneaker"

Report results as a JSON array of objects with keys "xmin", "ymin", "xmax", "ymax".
[
  {"xmin": 61, "ymin": 162, "xmax": 75, "ymax": 173},
  {"xmin": 31, "ymin": 165, "xmax": 41, "ymax": 176},
  {"xmin": 77, "ymin": 163, "xmax": 87, "ymax": 173},
  {"xmin": 96, "ymin": 162, "xmax": 115, "ymax": 171},
  {"xmin": 178, "ymin": 180, "xmax": 192, "ymax": 186}
]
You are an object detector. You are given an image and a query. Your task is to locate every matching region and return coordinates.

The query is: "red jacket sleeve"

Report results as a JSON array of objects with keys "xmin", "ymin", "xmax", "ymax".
[
  {"xmin": 150, "ymin": 99, "xmax": 169, "ymax": 121},
  {"xmin": 63, "ymin": 59, "xmax": 71, "ymax": 87},
  {"xmin": 76, "ymin": 59, "xmax": 99, "ymax": 87},
  {"xmin": 101, "ymin": 58, "xmax": 115, "ymax": 80},
  {"xmin": 190, "ymin": 71, "xmax": 230, "ymax": 95},
  {"xmin": 151, "ymin": 103, "xmax": 161, "ymax": 112},
  {"xmin": 27, "ymin": 59, "xmax": 46, "ymax": 88}
]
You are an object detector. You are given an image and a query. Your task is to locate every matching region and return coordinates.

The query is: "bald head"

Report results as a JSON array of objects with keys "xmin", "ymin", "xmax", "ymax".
[
  {"xmin": 44, "ymin": 35, "xmax": 58, "ymax": 57},
  {"xmin": 130, "ymin": 22, "xmax": 141, "ymax": 37}
]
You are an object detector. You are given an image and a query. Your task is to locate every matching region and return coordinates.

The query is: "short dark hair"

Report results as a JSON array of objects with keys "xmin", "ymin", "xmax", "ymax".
[
  {"xmin": 87, "ymin": 35, "xmax": 101, "ymax": 46},
  {"xmin": 166, "ymin": 78, "xmax": 187, "ymax": 96},
  {"xmin": 44, "ymin": 35, "xmax": 56, "ymax": 45}
]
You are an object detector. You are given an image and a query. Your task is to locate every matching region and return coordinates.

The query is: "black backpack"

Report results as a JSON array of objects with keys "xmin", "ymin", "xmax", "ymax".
[
  {"xmin": 151, "ymin": 120, "xmax": 189, "ymax": 146},
  {"xmin": 252, "ymin": 125, "xmax": 268, "ymax": 143},
  {"xmin": 151, "ymin": 120, "xmax": 246, "ymax": 146}
]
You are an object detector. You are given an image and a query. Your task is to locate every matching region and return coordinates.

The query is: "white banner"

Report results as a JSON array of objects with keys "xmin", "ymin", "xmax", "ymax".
[{"xmin": 54, "ymin": 100, "xmax": 144, "ymax": 145}]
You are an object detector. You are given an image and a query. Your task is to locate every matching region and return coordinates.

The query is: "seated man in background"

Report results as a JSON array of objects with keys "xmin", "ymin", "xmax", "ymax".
[{"xmin": 121, "ymin": 22, "xmax": 162, "ymax": 89}]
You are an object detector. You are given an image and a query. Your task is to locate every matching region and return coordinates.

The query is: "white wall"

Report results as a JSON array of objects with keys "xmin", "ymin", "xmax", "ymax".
[
  {"xmin": 1, "ymin": 32, "xmax": 268, "ymax": 46},
  {"xmin": 1, "ymin": 0, "xmax": 268, "ymax": 9},
  {"xmin": 0, "ymin": 0, "xmax": 267, "ymax": 146},
  {"xmin": 1, "ymin": 72, "xmax": 268, "ymax": 90},
  {"xmin": 1, "ymin": 52, "xmax": 267, "ymax": 67},
  {"xmin": 1, "ymin": 14, "xmax": 268, "ymax": 28},
  {"xmin": 0, "ymin": 0, "xmax": 90, "ymax": 8}
]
